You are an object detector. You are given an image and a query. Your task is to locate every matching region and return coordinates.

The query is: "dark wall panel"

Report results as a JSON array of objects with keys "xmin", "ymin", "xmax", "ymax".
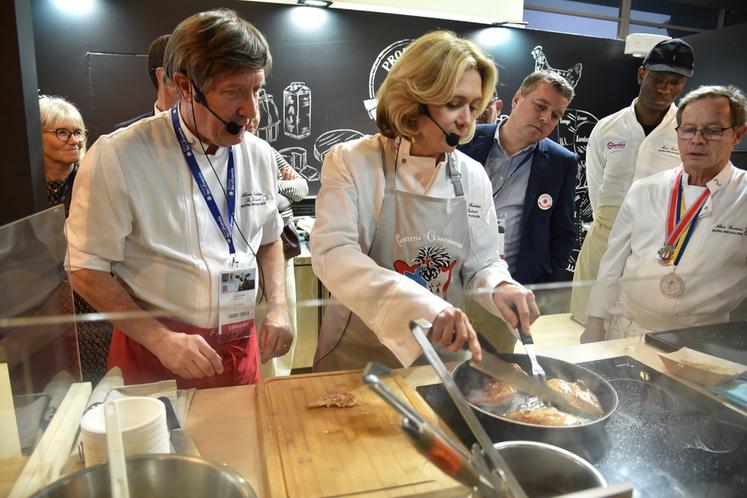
[
  {"xmin": 88, "ymin": 53, "xmax": 149, "ymax": 133},
  {"xmin": 2, "ymin": 0, "xmax": 46, "ymax": 225},
  {"xmin": 32, "ymin": 0, "xmax": 648, "ymax": 274},
  {"xmin": 684, "ymin": 23, "xmax": 747, "ymax": 152}
]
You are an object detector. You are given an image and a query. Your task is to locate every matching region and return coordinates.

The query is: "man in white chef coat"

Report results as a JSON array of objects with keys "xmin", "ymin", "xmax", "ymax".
[
  {"xmin": 581, "ymin": 85, "xmax": 747, "ymax": 342},
  {"xmin": 66, "ymin": 9, "xmax": 292, "ymax": 388},
  {"xmin": 570, "ymin": 38, "xmax": 695, "ymax": 323}
]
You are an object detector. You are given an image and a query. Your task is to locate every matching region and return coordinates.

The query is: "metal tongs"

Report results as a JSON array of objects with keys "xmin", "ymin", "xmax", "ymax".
[
  {"xmin": 409, "ymin": 319, "xmax": 528, "ymax": 498},
  {"xmin": 362, "ymin": 363, "xmax": 497, "ymax": 497}
]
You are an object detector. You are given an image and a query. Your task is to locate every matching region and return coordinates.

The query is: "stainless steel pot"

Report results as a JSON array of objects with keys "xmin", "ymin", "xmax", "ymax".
[
  {"xmin": 452, "ymin": 353, "xmax": 618, "ymax": 460},
  {"xmin": 490, "ymin": 440, "xmax": 607, "ymax": 497},
  {"xmin": 30, "ymin": 454, "xmax": 257, "ymax": 498}
]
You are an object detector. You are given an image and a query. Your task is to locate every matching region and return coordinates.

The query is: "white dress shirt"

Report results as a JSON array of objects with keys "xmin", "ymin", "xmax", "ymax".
[
  {"xmin": 587, "ymin": 163, "xmax": 747, "ymax": 331},
  {"xmin": 66, "ymin": 108, "xmax": 283, "ymax": 328},
  {"xmin": 586, "ymin": 99, "xmax": 681, "ymax": 214}
]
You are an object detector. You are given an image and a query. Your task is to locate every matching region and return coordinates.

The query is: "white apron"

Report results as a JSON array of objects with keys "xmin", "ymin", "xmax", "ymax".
[{"xmin": 314, "ymin": 140, "xmax": 472, "ymax": 371}]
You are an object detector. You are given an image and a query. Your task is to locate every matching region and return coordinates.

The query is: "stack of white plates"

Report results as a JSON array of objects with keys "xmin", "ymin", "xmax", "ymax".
[{"xmin": 80, "ymin": 396, "xmax": 170, "ymax": 466}]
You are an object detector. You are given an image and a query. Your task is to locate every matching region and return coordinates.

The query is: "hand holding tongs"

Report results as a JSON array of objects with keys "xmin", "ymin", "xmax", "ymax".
[
  {"xmin": 362, "ymin": 362, "xmax": 497, "ymax": 497},
  {"xmin": 410, "ymin": 319, "xmax": 528, "ymax": 498}
]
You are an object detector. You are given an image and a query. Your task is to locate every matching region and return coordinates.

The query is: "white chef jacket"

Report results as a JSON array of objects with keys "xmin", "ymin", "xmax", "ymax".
[
  {"xmin": 587, "ymin": 163, "xmax": 747, "ymax": 331},
  {"xmin": 65, "ymin": 108, "xmax": 283, "ymax": 328},
  {"xmin": 586, "ymin": 99, "xmax": 681, "ymax": 214},
  {"xmin": 311, "ymin": 135, "xmax": 518, "ymax": 365}
]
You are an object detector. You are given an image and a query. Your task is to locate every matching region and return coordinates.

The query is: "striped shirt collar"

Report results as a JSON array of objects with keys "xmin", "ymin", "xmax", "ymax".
[{"xmin": 492, "ymin": 116, "xmax": 539, "ymax": 159}]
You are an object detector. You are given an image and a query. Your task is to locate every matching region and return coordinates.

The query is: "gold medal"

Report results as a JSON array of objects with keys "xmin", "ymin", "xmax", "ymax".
[
  {"xmin": 656, "ymin": 244, "xmax": 676, "ymax": 266},
  {"xmin": 660, "ymin": 272, "xmax": 685, "ymax": 298}
]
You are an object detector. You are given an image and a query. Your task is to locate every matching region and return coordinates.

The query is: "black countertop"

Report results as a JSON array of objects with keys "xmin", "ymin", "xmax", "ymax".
[
  {"xmin": 417, "ymin": 356, "xmax": 747, "ymax": 498},
  {"xmin": 645, "ymin": 321, "xmax": 747, "ymax": 365}
]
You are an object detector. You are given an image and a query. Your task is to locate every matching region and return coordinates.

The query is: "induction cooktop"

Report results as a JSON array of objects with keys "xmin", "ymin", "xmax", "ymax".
[{"xmin": 417, "ymin": 356, "xmax": 747, "ymax": 498}]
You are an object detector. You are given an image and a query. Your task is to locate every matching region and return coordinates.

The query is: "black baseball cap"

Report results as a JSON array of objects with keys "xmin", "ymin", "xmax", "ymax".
[{"xmin": 642, "ymin": 38, "xmax": 694, "ymax": 78}]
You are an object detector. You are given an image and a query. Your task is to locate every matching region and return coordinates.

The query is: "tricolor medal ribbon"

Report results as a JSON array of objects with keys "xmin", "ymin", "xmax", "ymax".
[{"xmin": 656, "ymin": 170, "xmax": 710, "ymax": 267}]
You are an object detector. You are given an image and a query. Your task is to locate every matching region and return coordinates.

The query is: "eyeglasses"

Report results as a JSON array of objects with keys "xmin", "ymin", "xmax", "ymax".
[
  {"xmin": 675, "ymin": 126, "xmax": 733, "ymax": 141},
  {"xmin": 46, "ymin": 128, "xmax": 88, "ymax": 142}
]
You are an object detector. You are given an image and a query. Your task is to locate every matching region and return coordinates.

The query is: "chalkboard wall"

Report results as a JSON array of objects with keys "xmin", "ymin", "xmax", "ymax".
[
  {"xmin": 31, "ymin": 1, "xmax": 644, "ymax": 183},
  {"xmin": 32, "ymin": 0, "xmax": 651, "ymax": 274}
]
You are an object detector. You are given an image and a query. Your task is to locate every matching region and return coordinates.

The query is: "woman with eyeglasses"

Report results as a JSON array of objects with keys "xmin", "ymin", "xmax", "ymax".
[
  {"xmin": 39, "ymin": 94, "xmax": 112, "ymax": 384},
  {"xmin": 39, "ymin": 95, "xmax": 87, "ymax": 215}
]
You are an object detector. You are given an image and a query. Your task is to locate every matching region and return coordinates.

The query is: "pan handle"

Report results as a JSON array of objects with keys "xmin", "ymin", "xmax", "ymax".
[
  {"xmin": 400, "ymin": 417, "xmax": 496, "ymax": 494},
  {"xmin": 410, "ymin": 320, "xmax": 529, "ymax": 498},
  {"xmin": 362, "ymin": 363, "xmax": 499, "ymax": 497}
]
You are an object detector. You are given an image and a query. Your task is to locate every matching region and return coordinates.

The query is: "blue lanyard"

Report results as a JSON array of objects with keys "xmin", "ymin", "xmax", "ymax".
[{"xmin": 171, "ymin": 106, "xmax": 236, "ymax": 255}]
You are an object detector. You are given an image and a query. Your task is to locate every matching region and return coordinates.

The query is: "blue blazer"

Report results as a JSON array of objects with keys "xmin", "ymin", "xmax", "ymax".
[{"xmin": 459, "ymin": 124, "xmax": 577, "ymax": 284}]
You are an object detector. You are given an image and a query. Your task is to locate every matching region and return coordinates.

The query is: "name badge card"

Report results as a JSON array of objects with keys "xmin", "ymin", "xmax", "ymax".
[
  {"xmin": 496, "ymin": 212, "xmax": 507, "ymax": 259},
  {"xmin": 218, "ymin": 268, "xmax": 257, "ymax": 344}
]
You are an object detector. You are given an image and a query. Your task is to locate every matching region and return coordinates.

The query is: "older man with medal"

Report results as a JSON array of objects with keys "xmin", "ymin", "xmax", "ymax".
[{"xmin": 581, "ymin": 85, "xmax": 747, "ymax": 343}]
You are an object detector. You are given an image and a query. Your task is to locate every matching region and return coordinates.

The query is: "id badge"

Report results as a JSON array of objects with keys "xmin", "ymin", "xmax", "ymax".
[
  {"xmin": 218, "ymin": 267, "xmax": 257, "ymax": 344},
  {"xmin": 496, "ymin": 212, "xmax": 507, "ymax": 260}
]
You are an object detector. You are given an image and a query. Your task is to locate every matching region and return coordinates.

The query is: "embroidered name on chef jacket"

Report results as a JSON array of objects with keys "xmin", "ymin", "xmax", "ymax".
[
  {"xmin": 658, "ymin": 144, "xmax": 680, "ymax": 157},
  {"xmin": 606, "ymin": 140, "xmax": 626, "ymax": 150},
  {"xmin": 712, "ymin": 224, "xmax": 747, "ymax": 236},
  {"xmin": 241, "ymin": 192, "xmax": 269, "ymax": 207},
  {"xmin": 467, "ymin": 202, "xmax": 482, "ymax": 219}
]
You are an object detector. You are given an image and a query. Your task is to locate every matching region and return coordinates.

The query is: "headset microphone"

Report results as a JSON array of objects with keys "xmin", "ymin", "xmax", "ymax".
[
  {"xmin": 193, "ymin": 87, "xmax": 242, "ymax": 136},
  {"xmin": 418, "ymin": 104, "xmax": 460, "ymax": 147}
]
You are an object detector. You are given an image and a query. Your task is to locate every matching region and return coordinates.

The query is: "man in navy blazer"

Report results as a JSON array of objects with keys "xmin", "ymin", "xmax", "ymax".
[{"xmin": 460, "ymin": 71, "xmax": 578, "ymax": 285}]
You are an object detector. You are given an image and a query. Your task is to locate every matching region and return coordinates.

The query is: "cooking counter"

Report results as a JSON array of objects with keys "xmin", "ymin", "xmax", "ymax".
[
  {"xmin": 4, "ymin": 338, "xmax": 743, "ymax": 496},
  {"xmin": 184, "ymin": 338, "xmax": 747, "ymax": 497}
]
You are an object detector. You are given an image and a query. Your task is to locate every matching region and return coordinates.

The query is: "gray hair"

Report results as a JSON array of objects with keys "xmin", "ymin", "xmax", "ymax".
[
  {"xmin": 38, "ymin": 95, "xmax": 85, "ymax": 131},
  {"xmin": 518, "ymin": 70, "xmax": 575, "ymax": 101},
  {"xmin": 163, "ymin": 9, "xmax": 271, "ymax": 92},
  {"xmin": 676, "ymin": 85, "xmax": 747, "ymax": 128}
]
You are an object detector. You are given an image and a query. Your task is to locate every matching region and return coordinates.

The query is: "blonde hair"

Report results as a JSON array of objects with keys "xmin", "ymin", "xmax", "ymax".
[{"xmin": 375, "ymin": 31, "xmax": 497, "ymax": 143}]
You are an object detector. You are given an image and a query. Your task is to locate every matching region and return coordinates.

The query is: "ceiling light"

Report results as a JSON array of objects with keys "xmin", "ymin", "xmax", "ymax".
[
  {"xmin": 491, "ymin": 20, "xmax": 527, "ymax": 28},
  {"xmin": 477, "ymin": 27, "xmax": 512, "ymax": 46},
  {"xmin": 52, "ymin": 0, "xmax": 95, "ymax": 15},
  {"xmin": 298, "ymin": 0, "xmax": 333, "ymax": 8}
]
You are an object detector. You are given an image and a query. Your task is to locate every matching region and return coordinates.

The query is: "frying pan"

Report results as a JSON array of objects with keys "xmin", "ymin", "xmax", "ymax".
[{"xmin": 452, "ymin": 353, "xmax": 618, "ymax": 458}]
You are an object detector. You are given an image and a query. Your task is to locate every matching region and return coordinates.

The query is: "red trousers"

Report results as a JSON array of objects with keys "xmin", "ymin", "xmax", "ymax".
[{"xmin": 108, "ymin": 318, "xmax": 259, "ymax": 389}]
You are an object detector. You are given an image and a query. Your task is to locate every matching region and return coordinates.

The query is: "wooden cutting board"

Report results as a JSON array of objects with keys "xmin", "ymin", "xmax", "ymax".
[{"xmin": 258, "ymin": 370, "xmax": 468, "ymax": 498}]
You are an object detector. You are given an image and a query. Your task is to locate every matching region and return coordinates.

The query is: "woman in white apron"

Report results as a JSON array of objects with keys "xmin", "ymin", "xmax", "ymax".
[{"xmin": 311, "ymin": 31, "xmax": 540, "ymax": 372}]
